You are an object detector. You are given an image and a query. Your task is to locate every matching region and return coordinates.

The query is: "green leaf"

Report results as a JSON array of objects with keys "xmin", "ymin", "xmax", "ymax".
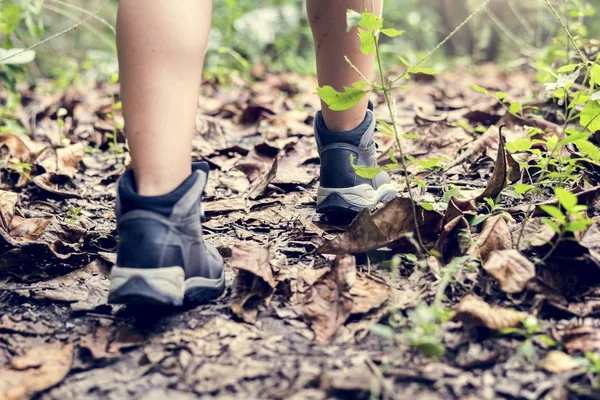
[
  {"xmin": 398, "ymin": 56, "xmax": 413, "ymax": 67},
  {"xmin": 0, "ymin": 48, "xmax": 35, "ymax": 65},
  {"xmin": 542, "ymin": 219, "xmax": 561, "ymax": 234},
  {"xmin": 580, "ymin": 101, "xmax": 600, "ymax": 132},
  {"xmin": 0, "ymin": 6, "xmax": 22, "ymax": 36},
  {"xmin": 540, "ymin": 205, "xmax": 566, "ymax": 224},
  {"xmin": 591, "ymin": 63, "xmax": 600, "ymax": 87},
  {"xmin": 506, "ymin": 138, "xmax": 532, "ymax": 153},
  {"xmin": 514, "ymin": 184, "xmax": 533, "ymax": 195},
  {"xmin": 575, "ymin": 139, "xmax": 600, "ymax": 162},
  {"xmin": 358, "ymin": 12, "xmax": 383, "ymax": 31},
  {"xmin": 346, "ymin": 9, "xmax": 362, "ymax": 31},
  {"xmin": 370, "ymin": 324, "xmax": 395, "ymax": 340},
  {"xmin": 358, "ymin": 28, "xmax": 376, "ymax": 55},
  {"xmin": 407, "ymin": 67, "xmax": 437, "ymax": 75},
  {"xmin": 571, "ymin": 91, "xmax": 591, "ymax": 108},
  {"xmin": 56, "ymin": 108, "xmax": 67, "ymax": 118},
  {"xmin": 557, "ymin": 64, "xmax": 579, "ymax": 73},
  {"xmin": 536, "ymin": 334, "xmax": 557, "ymax": 347},
  {"xmin": 509, "ymin": 101, "xmax": 522, "ymax": 115},
  {"xmin": 592, "ymin": 91, "xmax": 600, "ymax": 101},
  {"xmin": 555, "ymin": 187, "xmax": 578, "ymax": 212},
  {"xmin": 316, "ymin": 85, "xmax": 368, "ymax": 111},
  {"xmin": 377, "ymin": 120, "xmax": 394, "ymax": 136},
  {"xmin": 416, "ymin": 157, "xmax": 442, "ymax": 170},
  {"xmin": 566, "ymin": 220, "xmax": 593, "ymax": 233},
  {"xmin": 380, "ymin": 28, "xmax": 404, "ymax": 37},
  {"xmin": 470, "ymin": 84, "xmax": 489, "ymax": 96},
  {"xmin": 403, "ymin": 133, "xmax": 422, "ymax": 140},
  {"xmin": 388, "ymin": 148, "xmax": 398, "ymax": 164},
  {"xmin": 420, "ymin": 203, "xmax": 434, "ymax": 211},
  {"xmin": 350, "ymin": 155, "xmax": 382, "ymax": 178}
]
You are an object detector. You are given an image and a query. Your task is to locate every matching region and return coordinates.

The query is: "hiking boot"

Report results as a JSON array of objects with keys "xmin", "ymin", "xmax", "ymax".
[
  {"xmin": 108, "ymin": 162, "xmax": 225, "ymax": 306},
  {"xmin": 315, "ymin": 103, "xmax": 397, "ymax": 215}
]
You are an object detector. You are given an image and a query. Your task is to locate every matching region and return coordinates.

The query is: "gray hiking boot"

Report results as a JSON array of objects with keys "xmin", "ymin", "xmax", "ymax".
[
  {"xmin": 108, "ymin": 162, "xmax": 225, "ymax": 306},
  {"xmin": 315, "ymin": 104, "xmax": 397, "ymax": 215}
]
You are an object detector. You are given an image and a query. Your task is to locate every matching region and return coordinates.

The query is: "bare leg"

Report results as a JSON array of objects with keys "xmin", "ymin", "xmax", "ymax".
[
  {"xmin": 307, "ymin": 0, "xmax": 383, "ymax": 132},
  {"xmin": 117, "ymin": 0, "xmax": 213, "ymax": 196}
]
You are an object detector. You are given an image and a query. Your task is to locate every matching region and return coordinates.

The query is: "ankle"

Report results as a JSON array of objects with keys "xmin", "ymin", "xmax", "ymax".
[
  {"xmin": 134, "ymin": 168, "xmax": 191, "ymax": 196},
  {"xmin": 321, "ymin": 113, "xmax": 367, "ymax": 132}
]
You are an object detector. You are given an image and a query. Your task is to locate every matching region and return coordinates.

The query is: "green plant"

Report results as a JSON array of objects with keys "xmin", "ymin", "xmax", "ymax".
[
  {"xmin": 66, "ymin": 206, "xmax": 82, "ymax": 225},
  {"xmin": 500, "ymin": 316, "xmax": 557, "ymax": 362}
]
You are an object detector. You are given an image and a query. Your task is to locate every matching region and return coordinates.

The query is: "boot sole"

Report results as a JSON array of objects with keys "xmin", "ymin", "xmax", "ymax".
[
  {"xmin": 316, "ymin": 183, "xmax": 397, "ymax": 215},
  {"xmin": 108, "ymin": 266, "xmax": 225, "ymax": 306}
]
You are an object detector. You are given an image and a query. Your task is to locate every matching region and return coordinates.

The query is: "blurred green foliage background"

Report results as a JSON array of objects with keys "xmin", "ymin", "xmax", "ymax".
[{"xmin": 1, "ymin": 0, "xmax": 600, "ymax": 89}]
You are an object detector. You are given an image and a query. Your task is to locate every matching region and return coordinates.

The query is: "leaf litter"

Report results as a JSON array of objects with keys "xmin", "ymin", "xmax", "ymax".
[{"xmin": 1, "ymin": 65, "xmax": 600, "ymax": 399}]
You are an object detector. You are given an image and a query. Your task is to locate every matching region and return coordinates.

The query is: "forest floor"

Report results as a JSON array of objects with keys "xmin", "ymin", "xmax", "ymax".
[{"xmin": 1, "ymin": 65, "xmax": 600, "ymax": 400}]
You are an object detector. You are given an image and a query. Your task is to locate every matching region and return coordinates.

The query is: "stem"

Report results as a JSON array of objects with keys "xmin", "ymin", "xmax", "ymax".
[
  {"xmin": 544, "ymin": 0, "xmax": 586, "ymax": 62},
  {"xmin": 374, "ymin": 34, "xmax": 427, "ymax": 253},
  {"xmin": 0, "ymin": 1, "xmax": 109, "ymax": 64},
  {"xmin": 391, "ymin": 0, "xmax": 493, "ymax": 85}
]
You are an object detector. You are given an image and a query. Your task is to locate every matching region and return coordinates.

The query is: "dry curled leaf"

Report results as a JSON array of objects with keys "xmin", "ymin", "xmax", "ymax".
[
  {"xmin": 230, "ymin": 244, "xmax": 276, "ymax": 323},
  {"xmin": 539, "ymin": 351, "xmax": 583, "ymax": 373},
  {"xmin": 484, "ymin": 250, "xmax": 535, "ymax": 294},
  {"xmin": 349, "ymin": 273, "xmax": 389, "ymax": 315},
  {"xmin": 318, "ymin": 197, "xmax": 442, "ymax": 255},
  {"xmin": 303, "ymin": 255, "xmax": 356, "ymax": 344},
  {"xmin": 553, "ymin": 320, "xmax": 600, "ymax": 354},
  {"xmin": 476, "ymin": 127, "xmax": 507, "ymax": 201},
  {"xmin": 452, "ymin": 295, "xmax": 528, "ymax": 330},
  {"xmin": 0, "ymin": 343, "xmax": 73, "ymax": 400},
  {"xmin": 476, "ymin": 215, "xmax": 513, "ymax": 262}
]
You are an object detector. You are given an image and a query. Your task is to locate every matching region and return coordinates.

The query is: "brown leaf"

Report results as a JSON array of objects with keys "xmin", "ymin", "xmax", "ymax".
[
  {"xmin": 230, "ymin": 244, "xmax": 276, "ymax": 323},
  {"xmin": 476, "ymin": 127, "xmax": 507, "ymax": 201},
  {"xmin": 56, "ymin": 142, "xmax": 85, "ymax": 178},
  {"xmin": 246, "ymin": 158, "xmax": 277, "ymax": 200},
  {"xmin": 435, "ymin": 197, "xmax": 477, "ymax": 260},
  {"xmin": 506, "ymin": 150, "xmax": 521, "ymax": 184},
  {"xmin": 0, "ymin": 190, "xmax": 18, "ymax": 231},
  {"xmin": 0, "ymin": 133, "xmax": 48, "ymax": 164},
  {"xmin": 80, "ymin": 326, "xmax": 144, "ymax": 359},
  {"xmin": 349, "ymin": 273, "xmax": 389, "ymax": 315},
  {"xmin": 0, "ymin": 343, "xmax": 73, "ymax": 400},
  {"xmin": 539, "ymin": 351, "xmax": 583, "ymax": 373},
  {"xmin": 303, "ymin": 255, "xmax": 355, "ymax": 344},
  {"xmin": 318, "ymin": 198, "xmax": 443, "ymax": 255},
  {"xmin": 6, "ymin": 260, "xmax": 110, "ymax": 310},
  {"xmin": 553, "ymin": 320, "xmax": 600, "ymax": 354},
  {"xmin": 514, "ymin": 218, "xmax": 556, "ymax": 252},
  {"xmin": 483, "ymin": 250, "xmax": 535, "ymax": 293},
  {"xmin": 32, "ymin": 173, "xmax": 81, "ymax": 198},
  {"xmin": 452, "ymin": 295, "xmax": 528, "ymax": 330},
  {"xmin": 477, "ymin": 215, "xmax": 513, "ymax": 262}
]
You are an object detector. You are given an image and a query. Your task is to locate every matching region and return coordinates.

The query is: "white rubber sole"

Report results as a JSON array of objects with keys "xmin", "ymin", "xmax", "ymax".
[
  {"xmin": 317, "ymin": 183, "xmax": 396, "ymax": 207},
  {"xmin": 109, "ymin": 266, "xmax": 185, "ymax": 305}
]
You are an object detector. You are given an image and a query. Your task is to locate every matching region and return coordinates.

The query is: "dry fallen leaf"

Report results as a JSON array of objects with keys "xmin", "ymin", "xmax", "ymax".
[
  {"xmin": 476, "ymin": 127, "xmax": 507, "ymax": 201},
  {"xmin": 230, "ymin": 244, "xmax": 276, "ymax": 323},
  {"xmin": 349, "ymin": 273, "xmax": 390, "ymax": 315},
  {"xmin": 246, "ymin": 158, "xmax": 277, "ymax": 200},
  {"xmin": 452, "ymin": 295, "xmax": 528, "ymax": 330},
  {"xmin": 539, "ymin": 351, "xmax": 583, "ymax": 373},
  {"xmin": 81, "ymin": 325, "xmax": 144, "ymax": 359},
  {"xmin": 553, "ymin": 320, "xmax": 600, "ymax": 354},
  {"xmin": 303, "ymin": 255, "xmax": 356, "ymax": 344},
  {"xmin": 484, "ymin": 250, "xmax": 535, "ymax": 294},
  {"xmin": 0, "ymin": 343, "xmax": 73, "ymax": 400},
  {"xmin": 318, "ymin": 198, "xmax": 442, "ymax": 255},
  {"xmin": 476, "ymin": 215, "xmax": 513, "ymax": 262}
]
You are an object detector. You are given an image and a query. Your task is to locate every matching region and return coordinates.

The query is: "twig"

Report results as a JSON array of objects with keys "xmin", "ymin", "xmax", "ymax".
[{"xmin": 0, "ymin": 1, "xmax": 109, "ymax": 64}]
